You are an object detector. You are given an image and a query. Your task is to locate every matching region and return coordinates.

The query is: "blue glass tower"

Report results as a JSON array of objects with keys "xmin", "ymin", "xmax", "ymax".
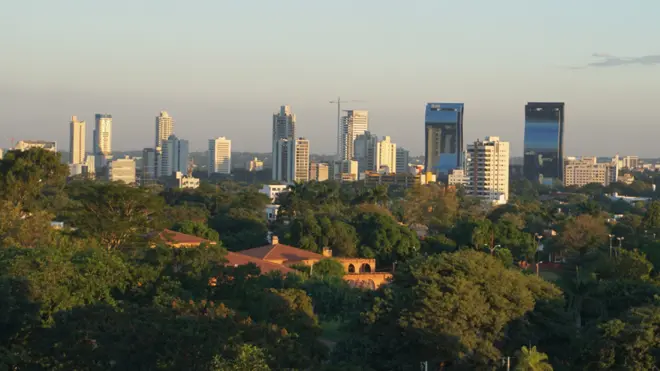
[
  {"xmin": 523, "ymin": 102, "xmax": 565, "ymax": 185},
  {"xmin": 424, "ymin": 103, "xmax": 464, "ymax": 175}
]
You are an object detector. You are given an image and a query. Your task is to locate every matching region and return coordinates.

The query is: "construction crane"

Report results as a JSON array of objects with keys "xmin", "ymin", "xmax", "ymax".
[{"xmin": 329, "ymin": 97, "xmax": 365, "ymax": 159}]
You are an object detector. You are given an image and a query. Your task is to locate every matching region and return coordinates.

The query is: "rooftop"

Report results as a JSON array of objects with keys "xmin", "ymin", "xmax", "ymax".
[
  {"xmin": 227, "ymin": 251, "xmax": 296, "ymax": 274},
  {"xmin": 239, "ymin": 238, "xmax": 324, "ymax": 263},
  {"xmin": 156, "ymin": 229, "xmax": 216, "ymax": 246}
]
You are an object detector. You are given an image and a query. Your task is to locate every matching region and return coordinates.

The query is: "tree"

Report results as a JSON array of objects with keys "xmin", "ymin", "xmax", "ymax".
[
  {"xmin": 332, "ymin": 251, "xmax": 563, "ymax": 369},
  {"xmin": 172, "ymin": 220, "xmax": 220, "ymax": 241},
  {"xmin": 514, "ymin": 346, "xmax": 553, "ymax": 371},
  {"xmin": 400, "ymin": 184, "xmax": 458, "ymax": 231},
  {"xmin": 352, "ymin": 212, "xmax": 420, "ymax": 266},
  {"xmin": 0, "ymin": 201, "xmax": 54, "ymax": 248},
  {"xmin": 312, "ymin": 259, "xmax": 345, "ymax": 278},
  {"xmin": 557, "ymin": 215, "xmax": 608, "ymax": 265},
  {"xmin": 64, "ymin": 181, "xmax": 164, "ymax": 249},
  {"xmin": 642, "ymin": 200, "xmax": 660, "ymax": 232},
  {"xmin": 0, "ymin": 148, "xmax": 68, "ymax": 210}
]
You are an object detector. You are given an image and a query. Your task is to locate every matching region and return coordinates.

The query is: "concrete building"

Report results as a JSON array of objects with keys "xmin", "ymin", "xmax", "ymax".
[
  {"xmin": 69, "ymin": 163, "xmax": 85, "ymax": 177},
  {"xmin": 310, "ymin": 162, "xmax": 329, "ymax": 181},
  {"xmin": 620, "ymin": 173, "xmax": 635, "ymax": 185},
  {"xmin": 0, "ymin": 148, "xmax": 3, "ymax": 160},
  {"xmin": 15, "ymin": 140, "xmax": 57, "ymax": 152},
  {"xmin": 69, "ymin": 116, "xmax": 86, "ymax": 164},
  {"xmin": 164, "ymin": 171, "xmax": 200, "ymax": 190},
  {"xmin": 448, "ymin": 169, "xmax": 468, "ymax": 187},
  {"xmin": 375, "ymin": 136, "xmax": 397, "ymax": 173},
  {"xmin": 245, "ymin": 157, "xmax": 264, "ymax": 172},
  {"xmin": 259, "ymin": 184, "xmax": 289, "ymax": 202},
  {"xmin": 155, "ymin": 111, "xmax": 174, "ymax": 148},
  {"xmin": 160, "ymin": 135, "xmax": 189, "ymax": 177},
  {"xmin": 354, "ymin": 131, "xmax": 378, "ymax": 174},
  {"xmin": 339, "ymin": 110, "xmax": 368, "ymax": 160},
  {"xmin": 84, "ymin": 155, "xmax": 96, "ymax": 178},
  {"xmin": 621, "ymin": 156, "xmax": 640, "ymax": 169},
  {"xmin": 396, "ymin": 147, "xmax": 410, "ymax": 174},
  {"xmin": 363, "ymin": 171, "xmax": 423, "ymax": 188},
  {"xmin": 333, "ymin": 159, "xmax": 359, "ymax": 182},
  {"xmin": 465, "ymin": 136, "xmax": 510, "ymax": 205},
  {"xmin": 108, "ymin": 157, "xmax": 136, "ymax": 184},
  {"xmin": 265, "ymin": 204, "xmax": 280, "ymax": 223},
  {"xmin": 208, "ymin": 137, "xmax": 231, "ymax": 175},
  {"xmin": 272, "ymin": 105, "xmax": 297, "ymax": 181},
  {"xmin": 564, "ymin": 157, "xmax": 618, "ymax": 187},
  {"xmin": 274, "ymin": 137, "xmax": 310, "ymax": 182},
  {"xmin": 93, "ymin": 113, "xmax": 112, "ymax": 170}
]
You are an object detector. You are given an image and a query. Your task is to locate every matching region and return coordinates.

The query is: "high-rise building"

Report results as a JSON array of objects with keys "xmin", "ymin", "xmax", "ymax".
[
  {"xmin": 396, "ymin": 147, "xmax": 410, "ymax": 174},
  {"xmin": 464, "ymin": 136, "xmax": 510, "ymax": 205},
  {"xmin": 141, "ymin": 148, "xmax": 158, "ymax": 186},
  {"xmin": 339, "ymin": 110, "xmax": 368, "ymax": 160},
  {"xmin": 310, "ymin": 162, "xmax": 329, "ymax": 181},
  {"xmin": 84, "ymin": 155, "xmax": 96, "ymax": 178},
  {"xmin": 274, "ymin": 138, "xmax": 310, "ymax": 183},
  {"xmin": 523, "ymin": 102, "xmax": 565, "ymax": 186},
  {"xmin": 354, "ymin": 131, "xmax": 378, "ymax": 174},
  {"xmin": 155, "ymin": 111, "xmax": 174, "ymax": 148},
  {"xmin": 15, "ymin": 140, "xmax": 57, "ymax": 152},
  {"xmin": 621, "ymin": 156, "xmax": 640, "ymax": 169},
  {"xmin": 108, "ymin": 157, "xmax": 136, "ymax": 184},
  {"xmin": 564, "ymin": 157, "xmax": 618, "ymax": 187},
  {"xmin": 208, "ymin": 137, "xmax": 231, "ymax": 175},
  {"xmin": 69, "ymin": 116, "xmax": 86, "ymax": 164},
  {"xmin": 93, "ymin": 113, "xmax": 113, "ymax": 170},
  {"xmin": 160, "ymin": 135, "xmax": 189, "ymax": 177},
  {"xmin": 375, "ymin": 136, "xmax": 397, "ymax": 173},
  {"xmin": 424, "ymin": 103, "xmax": 464, "ymax": 175}
]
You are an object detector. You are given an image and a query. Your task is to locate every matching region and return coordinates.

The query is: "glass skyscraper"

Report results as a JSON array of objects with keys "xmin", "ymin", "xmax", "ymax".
[
  {"xmin": 424, "ymin": 103, "xmax": 464, "ymax": 175},
  {"xmin": 523, "ymin": 102, "xmax": 565, "ymax": 185}
]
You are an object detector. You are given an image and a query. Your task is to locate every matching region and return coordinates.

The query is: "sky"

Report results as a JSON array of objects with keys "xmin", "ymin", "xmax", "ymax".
[{"xmin": 1, "ymin": 0, "xmax": 659, "ymax": 157}]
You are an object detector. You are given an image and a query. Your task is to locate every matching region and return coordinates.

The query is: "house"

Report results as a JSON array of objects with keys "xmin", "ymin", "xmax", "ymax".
[
  {"xmin": 239, "ymin": 236, "xmax": 324, "ymax": 266},
  {"xmin": 224, "ymin": 251, "xmax": 296, "ymax": 275},
  {"xmin": 154, "ymin": 229, "xmax": 217, "ymax": 248}
]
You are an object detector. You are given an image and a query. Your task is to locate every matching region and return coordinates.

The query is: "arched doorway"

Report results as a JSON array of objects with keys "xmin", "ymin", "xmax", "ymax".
[
  {"xmin": 348, "ymin": 264, "xmax": 356, "ymax": 273},
  {"xmin": 360, "ymin": 263, "xmax": 372, "ymax": 273}
]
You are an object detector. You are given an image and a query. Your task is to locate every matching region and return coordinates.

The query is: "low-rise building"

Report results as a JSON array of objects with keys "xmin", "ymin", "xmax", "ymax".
[
  {"xmin": 564, "ymin": 157, "xmax": 618, "ymax": 187},
  {"xmin": 310, "ymin": 162, "xmax": 329, "ymax": 181},
  {"xmin": 333, "ymin": 160, "xmax": 358, "ymax": 182},
  {"xmin": 363, "ymin": 171, "xmax": 423, "ymax": 188},
  {"xmin": 447, "ymin": 169, "xmax": 468, "ymax": 186},
  {"xmin": 259, "ymin": 184, "xmax": 289, "ymax": 202},
  {"xmin": 619, "ymin": 173, "xmax": 635, "ymax": 185},
  {"xmin": 265, "ymin": 204, "xmax": 280, "ymax": 223},
  {"xmin": 108, "ymin": 157, "xmax": 136, "ymax": 184},
  {"xmin": 164, "ymin": 171, "xmax": 200, "ymax": 190}
]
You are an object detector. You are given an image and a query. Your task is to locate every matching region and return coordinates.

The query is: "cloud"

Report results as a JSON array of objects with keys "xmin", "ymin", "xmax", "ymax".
[{"xmin": 585, "ymin": 53, "xmax": 660, "ymax": 68}]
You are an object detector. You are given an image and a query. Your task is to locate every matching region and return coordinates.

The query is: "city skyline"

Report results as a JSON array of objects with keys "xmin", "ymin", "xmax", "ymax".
[{"xmin": 3, "ymin": 1, "xmax": 660, "ymax": 156}]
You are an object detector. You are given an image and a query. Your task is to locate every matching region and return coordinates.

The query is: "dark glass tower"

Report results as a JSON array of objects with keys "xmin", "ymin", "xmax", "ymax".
[
  {"xmin": 424, "ymin": 103, "xmax": 464, "ymax": 175},
  {"xmin": 523, "ymin": 102, "xmax": 565, "ymax": 185}
]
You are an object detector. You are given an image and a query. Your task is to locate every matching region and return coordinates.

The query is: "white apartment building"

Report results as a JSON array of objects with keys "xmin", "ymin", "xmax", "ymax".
[
  {"xmin": 339, "ymin": 110, "xmax": 368, "ymax": 160},
  {"xmin": 93, "ymin": 113, "xmax": 112, "ymax": 170},
  {"xmin": 69, "ymin": 116, "xmax": 86, "ymax": 164},
  {"xmin": 375, "ymin": 136, "xmax": 397, "ymax": 173},
  {"xmin": 15, "ymin": 140, "xmax": 57, "ymax": 152},
  {"xmin": 564, "ymin": 157, "xmax": 618, "ymax": 187},
  {"xmin": 465, "ymin": 136, "xmax": 510, "ymax": 205},
  {"xmin": 448, "ymin": 169, "xmax": 468, "ymax": 186},
  {"xmin": 259, "ymin": 184, "xmax": 289, "ymax": 202},
  {"xmin": 155, "ymin": 111, "xmax": 174, "ymax": 148},
  {"xmin": 108, "ymin": 157, "xmax": 136, "ymax": 184},
  {"xmin": 622, "ymin": 156, "xmax": 640, "ymax": 169},
  {"xmin": 208, "ymin": 137, "xmax": 231, "ymax": 175}
]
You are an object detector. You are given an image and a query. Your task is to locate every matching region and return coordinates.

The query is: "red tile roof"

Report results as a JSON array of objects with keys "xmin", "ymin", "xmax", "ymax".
[
  {"xmin": 225, "ymin": 251, "xmax": 296, "ymax": 275},
  {"xmin": 157, "ymin": 229, "xmax": 216, "ymax": 246},
  {"xmin": 238, "ymin": 243, "xmax": 324, "ymax": 263}
]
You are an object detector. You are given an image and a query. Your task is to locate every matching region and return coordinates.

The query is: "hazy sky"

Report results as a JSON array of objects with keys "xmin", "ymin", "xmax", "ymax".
[{"xmin": 2, "ymin": 0, "xmax": 659, "ymax": 156}]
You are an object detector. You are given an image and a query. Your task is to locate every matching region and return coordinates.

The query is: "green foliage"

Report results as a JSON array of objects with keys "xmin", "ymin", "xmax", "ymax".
[
  {"xmin": 172, "ymin": 220, "xmax": 220, "ymax": 241},
  {"xmin": 352, "ymin": 212, "xmax": 420, "ymax": 266},
  {"xmin": 312, "ymin": 259, "xmax": 346, "ymax": 278},
  {"xmin": 642, "ymin": 201, "xmax": 660, "ymax": 232},
  {"xmin": 556, "ymin": 215, "xmax": 609, "ymax": 265},
  {"xmin": 0, "ymin": 201, "xmax": 54, "ymax": 248},
  {"xmin": 514, "ymin": 346, "xmax": 553, "ymax": 371}
]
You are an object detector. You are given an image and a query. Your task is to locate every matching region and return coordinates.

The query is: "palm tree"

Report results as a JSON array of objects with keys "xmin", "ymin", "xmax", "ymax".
[{"xmin": 515, "ymin": 346, "xmax": 553, "ymax": 371}]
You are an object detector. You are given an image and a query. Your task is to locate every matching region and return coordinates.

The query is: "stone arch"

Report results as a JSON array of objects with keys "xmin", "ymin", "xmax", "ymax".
[
  {"xmin": 360, "ymin": 263, "xmax": 372, "ymax": 273},
  {"xmin": 348, "ymin": 264, "xmax": 356, "ymax": 273}
]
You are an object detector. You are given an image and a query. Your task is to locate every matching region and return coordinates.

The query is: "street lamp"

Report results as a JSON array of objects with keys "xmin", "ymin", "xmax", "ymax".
[
  {"xmin": 534, "ymin": 233, "xmax": 543, "ymax": 263},
  {"xmin": 608, "ymin": 234, "xmax": 615, "ymax": 258},
  {"xmin": 617, "ymin": 236, "xmax": 624, "ymax": 256}
]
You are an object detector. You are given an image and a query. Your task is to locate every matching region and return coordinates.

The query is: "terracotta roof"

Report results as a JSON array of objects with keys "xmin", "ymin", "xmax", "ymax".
[
  {"xmin": 238, "ymin": 243, "xmax": 324, "ymax": 263},
  {"xmin": 225, "ymin": 251, "xmax": 296, "ymax": 275},
  {"xmin": 157, "ymin": 229, "xmax": 216, "ymax": 246}
]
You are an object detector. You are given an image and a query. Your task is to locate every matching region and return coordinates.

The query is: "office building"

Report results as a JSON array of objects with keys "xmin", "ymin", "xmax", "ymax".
[
  {"xmin": 310, "ymin": 162, "xmax": 329, "ymax": 181},
  {"xmin": 141, "ymin": 148, "xmax": 159, "ymax": 186},
  {"xmin": 69, "ymin": 116, "xmax": 86, "ymax": 164},
  {"xmin": 523, "ymin": 102, "xmax": 565, "ymax": 185},
  {"xmin": 465, "ymin": 136, "xmax": 510, "ymax": 205},
  {"xmin": 208, "ymin": 137, "xmax": 231, "ymax": 175},
  {"xmin": 93, "ymin": 113, "xmax": 113, "ymax": 169},
  {"xmin": 15, "ymin": 140, "xmax": 57, "ymax": 152},
  {"xmin": 564, "ymin": 157, "xmax": 618, "ymax": 187},
  {"xmin": 339, "ymin": 110, "xmax": 369, "ymax": 160},
  {"xmin": 155, "ymin": 111, "xmax": 174, "ymax": 148},
  {"xmin": 245, "ymin": 157, "xmax": 264, "ymax": 172},
  {"xmin": 274, "ymin": 137, "xmax": 310, "ymax": 182},
  {"xmin": 160, "ymin": 135, "xmax": 189, "ymax": 177},
  {"xmin": 396, "ymin": 147, "xmax": 410, "ymax": 174},
  {"xmin": 108, "ymin": 157, "xmax": 136, "ymax": 184},
  {"xmin": 354, "ymin": 131, "xmax": 378, "ymax": 174},
  {"xmin": 424, "ymin": 103, "xmax": 464, "ymax": 175},
  {"xmin": 333, "ymin": 160, "xmax": 359, "ymax": 182},
  {"xmin": 448, "ymin": 169, "xmax": 468, "ymax": 187},
  {"xmin": 84, "ymin": 155, "xmax": 96, "ymax": 178}
]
